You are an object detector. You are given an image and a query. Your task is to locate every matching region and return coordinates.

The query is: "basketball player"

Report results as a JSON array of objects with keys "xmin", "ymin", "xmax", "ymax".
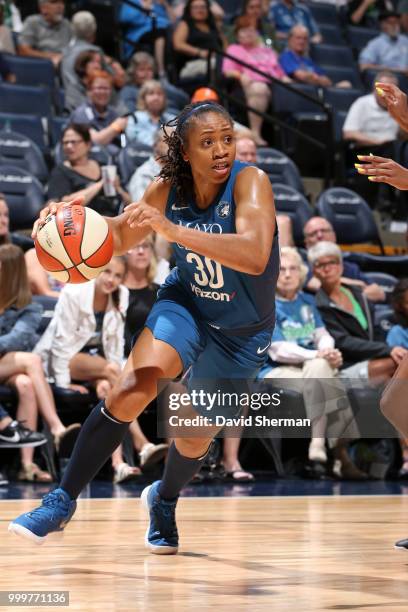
[{"xmin": 8, "ymin": 102, "xmax": 280, "ymax": 554}]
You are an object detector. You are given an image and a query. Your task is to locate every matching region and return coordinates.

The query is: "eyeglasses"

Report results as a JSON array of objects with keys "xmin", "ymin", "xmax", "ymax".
[
  {"xmin": 62, "ymin": 139, "xmax": 84, "ymax": 146},
  {"xmin": 313, "ymin": 259, "xmax": 340, "ymax": 270},
  {"xmin": 304, "ymin": 227, "xmax": 334, "ymax": 239},
  {"xmin": 92, "ymin": 86, "xmax": 111, "ymax": 92},
  {"xmin": 129, "ymin": 243, "xmax": 152, "ymax": 252}
]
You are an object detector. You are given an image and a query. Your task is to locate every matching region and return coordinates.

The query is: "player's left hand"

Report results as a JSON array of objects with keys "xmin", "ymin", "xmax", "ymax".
[
  {"xmin": 355, "ymin": 155, "xmax": 408, "ymax": 190},
  {"xmin": 125, "ymin": 200, "xmax": 176, "ymax": 241}
]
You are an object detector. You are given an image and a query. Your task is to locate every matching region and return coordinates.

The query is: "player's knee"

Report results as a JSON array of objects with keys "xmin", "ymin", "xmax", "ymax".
[{"xmin": 107, "ymin": 366, "xmax": 162, "ymax": 419}]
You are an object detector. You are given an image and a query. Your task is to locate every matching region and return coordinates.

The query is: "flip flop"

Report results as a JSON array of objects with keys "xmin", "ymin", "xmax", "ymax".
[{"xmin": 225, "ymin": 469, "xmax": 255, "ymax": 483}]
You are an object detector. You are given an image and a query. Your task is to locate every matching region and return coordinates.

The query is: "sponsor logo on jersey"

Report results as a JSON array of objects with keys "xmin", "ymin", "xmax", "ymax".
[
  {"xmin": 216, "ymin": 201, "xmax": 230, "ymax": 218},
  {"xmin": 190, "ymin": 283, "xmax": 236, "ymax": 302}
]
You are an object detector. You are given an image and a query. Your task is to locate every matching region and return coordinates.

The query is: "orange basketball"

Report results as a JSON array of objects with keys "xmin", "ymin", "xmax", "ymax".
[{"xmin": 34, "ymin": 204, "xmax": 114, "ymax": 284}]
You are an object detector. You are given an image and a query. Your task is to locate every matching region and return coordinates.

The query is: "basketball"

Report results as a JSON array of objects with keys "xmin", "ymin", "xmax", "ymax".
[{"xmin": 34, "ymin": 204, "xmax": 114, "ymax": 284}]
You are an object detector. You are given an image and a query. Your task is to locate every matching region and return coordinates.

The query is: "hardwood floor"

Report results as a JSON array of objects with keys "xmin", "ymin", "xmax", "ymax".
[{"xmin": 2, "ymin": 495, "xmax": 408, "ymax": 611}]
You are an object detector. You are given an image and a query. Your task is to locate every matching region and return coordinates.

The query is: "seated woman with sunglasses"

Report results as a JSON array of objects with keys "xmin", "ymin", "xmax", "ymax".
[{"xmin": 48, "ymin": 123, "xmax": 131, "ymax": 218}]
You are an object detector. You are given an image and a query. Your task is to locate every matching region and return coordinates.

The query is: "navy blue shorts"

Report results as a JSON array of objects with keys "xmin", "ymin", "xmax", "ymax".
[{"xmin": 144, "ymin": 282, "xmax": 273, "ymax": 380}]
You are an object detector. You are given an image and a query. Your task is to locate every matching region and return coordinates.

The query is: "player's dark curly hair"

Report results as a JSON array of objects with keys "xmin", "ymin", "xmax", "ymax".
[
  {"xmin": 391, "ymin": 278, "xmax": 408, "ymax": 327},
  {"xmin": 159, "ymin": 102, "xmax": 233, "ymax": 207}
]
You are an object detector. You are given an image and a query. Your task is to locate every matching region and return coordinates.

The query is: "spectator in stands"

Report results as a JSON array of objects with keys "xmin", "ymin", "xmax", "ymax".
[
  {"xmin": 234, "ymin": 130, "xmax": 294, "ymax": 246},
  {"xmin": 0, "ymin": 2, "xmax": 15, "ymax": 53},
  {"xmin": 125, "ymin": 79, "xmax": 175, "ymax": 146},
  {"xmin": 0, "ymin": 402, "xmax": 47, "ymax": 485},
  {"xmin": 0, "ymin": 194, "xmax": 33, "ymax": 252},
  {"xmin": 69, "ymin": 71, "xmax": 128, "ymax": 149},
  {"xmin": 0, "ymin": 53, "xmax": 15, "ymax": 81},
  {"xmin": 227, "ymin": 0, "xmax": 276, "ymax": 47},
  {"xmin": 261, "ymin": 247, "xmax": 366, "ymax": 479},
  {"xmin": 171, "ymin": 0, "xmax": 224, "ymax": 21},
  {"xmin": 35, "ymin": 255, "xmax": 166, "ymax": 481},
  {"xmin": 343, "ymin": 71, "xmax": 400, "ymax": 150},
  {"xmin": 69, "ymin": 49, "xmax": 103, "ymax": 109},
  {"xmin": 303, "ymin": 216, "xmax": 386, "ymax": 302},
  {"xmin": 118, "ymin": 51, "xmax": 188, "ymax": 115},
  {"xmin": 269, "ymin": 0, "xmax": 322, "ymax": 46},
  {"xmin": 172, "ymin": 0, "xmax": 225, "ymax": 80},
  {"xmin": 128, "ymin": 128, "xmax": 168, "ymax": 201},
  {"xmin": 1, "ymin": 1, "xmax": 22, "ymax": 33},
  {"xmin": 387, "ymin": 278, "xmax": 408, "ymax": 348},
  {"xmin": 280, "ymin": 25, "xmax": 351, "ymax": 88},
  {"xmin": 348, "ymin": 0, "xmax": 396, "ymax": 27},
  {"xmin": 61, "ymin": 11, "xmax": 126, "ymax": 112},
  {"xmin": 119, "ymin": 0, "xmax": 171, "ymax": 76},
  {"xmin": 359, "ymin": 11, "xmax": 408, "ymax": 74},
  {"xmin": 48, "ymin": 124, "xmax": 131, "ymax": 217},
  {"xmin": 18, "ymin": 0, "xmax": 72, "ymax": 67},
  {"xmin": 223, "ymin": 16, "xmax": 291, "ymax": 145},
  {"xmin": 309, "ymin": 241, "xmax": 407, "ymax": 381},
  {"xmin": 124, "ymin": 235, "xmax": 159, "ymax": 356},
  {"xmin": 0, "ymin": 244, "xmax": 81, "ymax": 481}
]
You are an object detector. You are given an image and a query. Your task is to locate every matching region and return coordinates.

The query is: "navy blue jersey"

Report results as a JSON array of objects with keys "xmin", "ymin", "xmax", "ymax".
[{"xmin": 163, "ymin": 160, "xmax": 280, "ymax": 335}]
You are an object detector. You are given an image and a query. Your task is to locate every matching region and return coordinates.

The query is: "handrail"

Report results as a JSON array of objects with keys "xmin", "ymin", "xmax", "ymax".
[{"xmin": 208, "ymin": 46, "xmax": 334, "ymax": 185}]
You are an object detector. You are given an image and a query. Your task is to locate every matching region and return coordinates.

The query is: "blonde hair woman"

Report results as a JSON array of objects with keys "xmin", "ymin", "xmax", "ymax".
[{"xmin": 125, "ymin": 79, "xmax": 175, "ymax": 146}]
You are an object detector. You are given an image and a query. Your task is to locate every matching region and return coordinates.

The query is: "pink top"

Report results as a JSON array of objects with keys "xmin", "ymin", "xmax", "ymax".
[{"xmin": 222, "ymin": 43, "xmax": 286, "ymax": 82}]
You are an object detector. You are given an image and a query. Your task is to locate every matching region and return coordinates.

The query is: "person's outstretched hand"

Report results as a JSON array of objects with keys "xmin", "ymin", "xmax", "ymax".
[
  {"xmin": 355, "ymin": 154, "xmax": 408, "ymax": 190},
  {"xmin": 375, "ymin": 81, "xmax": 408, "ymax": 130}
]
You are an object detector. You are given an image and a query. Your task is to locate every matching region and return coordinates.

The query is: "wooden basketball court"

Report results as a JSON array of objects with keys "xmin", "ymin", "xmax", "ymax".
[{"xmin": 2, "ymin": 494, "xmax": 408, "ymax": 610}]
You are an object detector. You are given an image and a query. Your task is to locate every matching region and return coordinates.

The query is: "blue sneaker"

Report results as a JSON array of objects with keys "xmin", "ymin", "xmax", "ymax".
[
  {"xmin": 8, "ymin": 488, "xmax": 76, "ymax": 544},
  {"xmin": 141, "ymin": 480, "xmax": 179, "ymax": 554}
]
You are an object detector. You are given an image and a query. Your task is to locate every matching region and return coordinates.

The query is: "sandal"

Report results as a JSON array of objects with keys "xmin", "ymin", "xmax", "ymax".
[
  {"xmin": 113, "ymin": 463, "xmax": 142, "ymax": 484},
  {"xmin": 224, "ymin": 469, "xmax": 255, "ymax": 483},
  {"xmin": 139, "ymin": 443, "xmax": 169, "ymax": 469},
  {"xmin": 18, "ymin": 462, "xmax": 53, "ymax": 483}
]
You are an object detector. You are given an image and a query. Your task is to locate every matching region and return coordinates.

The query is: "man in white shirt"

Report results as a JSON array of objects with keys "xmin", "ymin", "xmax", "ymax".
[{"xmin": 343, "ymin": 71, "xmax": 400, "ymax": 147}]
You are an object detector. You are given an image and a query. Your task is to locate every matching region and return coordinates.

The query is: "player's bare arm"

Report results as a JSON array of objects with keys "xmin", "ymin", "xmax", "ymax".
[
  {"xmin": 108, "ymin": 179, "xmax": 170, "ymax": 255},
  {"xmin": 126, "ymin": 167, "xmax": 276, "ymax": 275}
]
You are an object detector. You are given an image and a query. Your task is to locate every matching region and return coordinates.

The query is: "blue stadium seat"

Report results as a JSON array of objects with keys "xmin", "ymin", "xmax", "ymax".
[
  {"xmin": 117, "ymin": 142, "xmax": 153, "ymax": 184},
  {"xmin": 50, "ymin": 116, "xmax": 68, "ymax": 147},
  {"xmin": 364, "ymin": 272, "xmax": 398, "ymax": 294},
  {"xmin": 0, "ymin": 165, "xmax": 45, "ymax": 230},
  {"xmin": 316, "ymin": 186, "xmax": 408, "ymax": 273},
  {"xmin": 0, "ymin": 83, "xmax": 52, "ymax": 117},
  {"xmin": 272, "ymin": 183, "xmax": 313, "ymax": 245},
  {"xmin": 272, "ymin": 83, "xmax": 321, "ymax": 114},
  {"xmin": 256, "ymin": 147, "xmax": 304, "ymax": 193},
  {"xmin": 32, "ymin": 295, "xmax": 58, "ymax": 335},
  {"xmin": 319, "ymin": 24, "xmax": 346, "ymax": 45},
  {"xmin": 347, "ymin": 26, "xmax": 379, "ymax": 52},
  {"xmin": 2, "ymin": 54, "xmax": 55, "ymax": 90},
  {"xmin": 0, "ymin": 113, "xmax": 47, "ymax": 151},
  {"xmin": 323, "ymin": 87, "xmax": 361, "ymax": 112},
  {"xmin": 310, "ymin": 44, "xmax": 355, "ymax": 68},
  {"xmin": 308, "ymin": 2, "xmax": 339, "ymax": 25},
  {"xmin": 0, "ymin": 129, "xmax": 48, "ymax": 182},
  {"xmin": 321, "ymin": 65, "xmax": 363, "ymax": 89},
  {"xmin": 333, "ymin": 109, "xmax": 347, "ymax": 142}
]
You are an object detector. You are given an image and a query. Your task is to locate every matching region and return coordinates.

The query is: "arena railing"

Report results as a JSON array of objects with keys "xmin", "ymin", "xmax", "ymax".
[
  {"xmin": 114, "ymin": 7, "xmax": 335, "ymax": 185},
  {"xmin": 206, "ymin": 46, "xmax": 335, "ymax": 186}
]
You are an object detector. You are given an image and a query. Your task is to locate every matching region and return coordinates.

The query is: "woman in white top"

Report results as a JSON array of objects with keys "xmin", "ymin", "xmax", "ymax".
[{"xmin": 35, "ymin": 256, "xmax": 165, "ymax": 483}]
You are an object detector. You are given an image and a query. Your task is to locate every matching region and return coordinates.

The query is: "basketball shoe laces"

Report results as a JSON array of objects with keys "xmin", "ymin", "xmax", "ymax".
[
  {"xmin": 27, "ymin": 491, "xmax": 71, "ymax": 525},
  {"xmin": 151, "ymin": 496, "xmax": 177, "ymax": 540}
]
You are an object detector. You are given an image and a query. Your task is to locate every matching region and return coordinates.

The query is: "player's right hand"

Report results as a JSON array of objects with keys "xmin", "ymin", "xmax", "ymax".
[{"xmin": 32, "ymin": 196, "xmax": 84, "ymax": 238}]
